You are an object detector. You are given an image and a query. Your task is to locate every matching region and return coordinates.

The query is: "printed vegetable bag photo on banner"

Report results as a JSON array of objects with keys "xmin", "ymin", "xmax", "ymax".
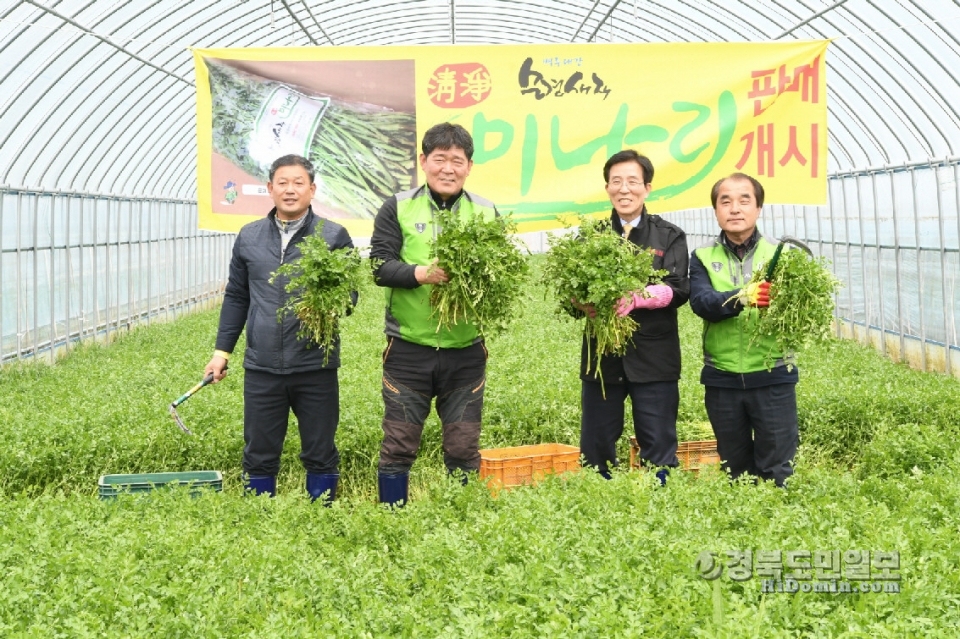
[{"xmin": 192, "ymin": 41, "xmax": 828, "ymax": 237}]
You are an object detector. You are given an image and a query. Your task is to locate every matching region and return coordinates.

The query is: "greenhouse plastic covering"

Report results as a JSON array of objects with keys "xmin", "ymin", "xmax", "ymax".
[{"xmin": 1, "ymin": 0, "xmax": 959, "ymax": 373}]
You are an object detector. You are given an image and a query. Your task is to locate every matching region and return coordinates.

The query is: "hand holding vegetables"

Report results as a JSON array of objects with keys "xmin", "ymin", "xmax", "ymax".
[
  {"xmin": 416, "ymin": 260, "xmax": 448, "ymax": 285},
  {"xmin": 543, "ymin": 215, "xmax": 666, "ymax": 390},
  {"xmin": 736, "ymin": 281, "xmax": 770, "ymax": 308},
  {"xmin": 270, "ymin": 224, "xmax": 364, "ymax": 365},
  {"xmin": 615, "ymin": 284, "xmax": 674, "ymax": 316},
  {"xmin": 429, "ymin": 208, "xmax": 529, "ymax": 337},
  {"xmin": 571, "ymin": 298, "xmax": 598, "ymax": 318},
  {"xmin": 746, "ymin": 248, "xmax": 841, "ymax": 368}
]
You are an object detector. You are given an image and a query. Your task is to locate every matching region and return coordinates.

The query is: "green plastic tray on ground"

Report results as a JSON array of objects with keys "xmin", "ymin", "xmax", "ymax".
[{"xmin": 98, "ymin": 471, "xmax": 223, "ymax": 499}]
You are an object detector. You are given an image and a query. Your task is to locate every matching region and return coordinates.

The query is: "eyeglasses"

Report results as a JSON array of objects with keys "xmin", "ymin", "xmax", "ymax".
[{"xmin": 607, "ymin": 178, "xmax": 646, "ymax": 190}]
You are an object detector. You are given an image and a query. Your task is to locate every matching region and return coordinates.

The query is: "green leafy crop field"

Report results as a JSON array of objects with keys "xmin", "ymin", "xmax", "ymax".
[{"xmin": 1, "ymin": 260, "xmax": 959, "ymax": 636}]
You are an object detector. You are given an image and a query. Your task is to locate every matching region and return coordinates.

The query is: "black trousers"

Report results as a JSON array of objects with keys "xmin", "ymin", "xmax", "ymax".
[
  {"xmin": 704, "ymin": 383, "xmax": 798, "ymax": 486},
  {"xmin": 379, "ymin": 337, "xmax": 487, "ymax": 474},
  {"xmin": 580, "ymin": 379, "xmax": 680, "ymax": 474},
  {"xmin": 243, "ymin": 368, "xmax": 340, "ymax": 476}
]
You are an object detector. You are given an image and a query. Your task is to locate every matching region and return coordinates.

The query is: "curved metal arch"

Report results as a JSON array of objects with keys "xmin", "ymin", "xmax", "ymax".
[
  {"xmin": 125, "ymin": 103, "xmax": 197, "ymax": 195},
  {"xmin": 2, "ymin": 0, "xmax": 207, "ymax": 192},
  {"xmin": 87, "ymin": 6, "xmax": 282, "ymax": 191},
  {"xmin": 714, "ymin": 0, "xmax": 902, "ymax": 166},
  {"xmin": 331, "ymin": 18, "xmax": 568, "ymax": 45},
  {"xmin": 23, "ymin": 0, "xmax": 191, "ymax": 85},
  {"xmin": 31, "ymin": 63, "xmax": 171, "ymax": 190},
  {"xmin": 320, "ymin": 18, "xmax": 458, "ymax": 45},
  {"xmin": 169, "ymin": 145, "xmax": 201, "ymax": 200},
  {"xmin": 314, "ymin": 0, "xmax": 591, "ymax": 43},
  {"xmin": 40, "ymin": 52, "xmax": 185, "ymax": 194},
  {"xmin": 37, "ymin": 3, "xmax": 225, "ymax": 188},
  {"xmin": 758, "ymin": 0, "xmax": 897, "ymax": 165},
  {"xmin": 72, "ymin": 69, "xmax": 190, "ymax": 193},
  {"xmin": 614, "ymin": 0, "xmax": 863, "ymax": 168},
  {"xmin": 31, "ymin": 62, "xmax": 181, "ymax": 191},
  {"xmin": 437, "ymin": 23, "xmax": 587, "ymax": 43},
  {"xmin": 792, "ymin": 2, "xmax": 940, "ymax": 158},
  {"xmin": 863, "ymin": 0, "xmax": 960, "ymax": 132},
  {"xmin": 279, "ymin": 0, "xmax": 323, "ymax": 45},
  {"xmin": 183, "ymin": 4, "xmax": 309, "ymax": 56},
  {"xmin": 97, "ymin": 78, "xmax": 195, "ymax": 194},
  {"xmin": 0, "ymin": 5, "xmax": 128, "ymax": 185},
  {"xmin": 762, "ymin": 0, "xmax": 918, "ymax": 164},
  {"xmin": 456, "ymin": 6, "xmax": 595, "ymax": 42},
  {"xmin": 313, "ymin": 0, "xmax": 451, "ymax": 34},
  {"xmin": 674, "ymin": 0, "xmax": 915, "ymax": 167},
  {"xmin": 605, "ymin": 3, "xmax": 693, "ymax": 43}
]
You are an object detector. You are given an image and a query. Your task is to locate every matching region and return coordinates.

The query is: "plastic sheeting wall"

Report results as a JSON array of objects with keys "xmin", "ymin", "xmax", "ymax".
[{"xmin": 0, "ymin": 190, "xmax": 233, "ymax": 363}]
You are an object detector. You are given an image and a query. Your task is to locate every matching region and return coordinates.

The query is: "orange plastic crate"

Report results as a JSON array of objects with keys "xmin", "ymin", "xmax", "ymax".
[
  {"xmin": 479, "ymin": 443, "xmax": 580, "ymax": 491},
  {"xmin": 629, "ymin": 436, "xmax": 720, "ymax": 472}
]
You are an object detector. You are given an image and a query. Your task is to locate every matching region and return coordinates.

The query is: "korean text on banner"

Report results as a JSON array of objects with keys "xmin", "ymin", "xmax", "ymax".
[{"xmin": 192, "ymin": 41, "xmax": 829, "ymax": 236}]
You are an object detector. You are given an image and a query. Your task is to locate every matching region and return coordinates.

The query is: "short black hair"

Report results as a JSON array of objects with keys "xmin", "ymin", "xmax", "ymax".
[
  {"xmin": 710, "ymin": 172, "xmax": 765, "ymax": 209},
  {"xmin": 603, "ymin": 150, "xmax": 654, "ymax": 184},
  {"xmin": 421, "ymin": 122, "xmax": 474, "ymax": 160},
  {"xmin": 269, "ymin": 155, "xmax": 315, "ymax": 183}
]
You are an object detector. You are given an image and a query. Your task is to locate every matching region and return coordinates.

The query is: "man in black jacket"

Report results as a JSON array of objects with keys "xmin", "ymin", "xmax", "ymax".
[
  {"xmin": 578, "ymin": 150, "xmax": 690, "ymax": 483},
  {"xmin": 204, "ymin": 154, "xmax": 356, "ymax": 502}
]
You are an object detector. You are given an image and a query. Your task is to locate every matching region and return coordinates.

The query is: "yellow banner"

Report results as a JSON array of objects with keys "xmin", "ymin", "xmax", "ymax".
[{"xmin": 193, "ymin": 41, "xmax": 829, "ymax": 236}]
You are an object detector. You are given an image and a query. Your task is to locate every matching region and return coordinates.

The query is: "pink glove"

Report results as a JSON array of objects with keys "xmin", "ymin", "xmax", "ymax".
[{"xmin": 616, "ymin": 284, "xmax": 674, "ymax": 316}]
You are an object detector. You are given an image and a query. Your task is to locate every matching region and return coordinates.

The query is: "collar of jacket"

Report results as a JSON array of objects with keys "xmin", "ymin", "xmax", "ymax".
[
  {"xmin": 610, "ymin": 205, "xmax": 647, "ymax": 236},
  {"xmin": 719, "ymin": 227, "xmax": 760, "ymax": 259},
  {"xmin": 429, "ymin": 187, "xmax": 464, "ymax": 211},
  {"xmin": 267, "ymin": 206, "xmax": 318, "ymax": 234}
]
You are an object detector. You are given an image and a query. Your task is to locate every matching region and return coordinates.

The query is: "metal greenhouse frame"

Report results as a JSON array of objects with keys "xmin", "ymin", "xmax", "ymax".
[{"xmin": 1, "ymin": 0, "xmax": 958, "ymax": 376}]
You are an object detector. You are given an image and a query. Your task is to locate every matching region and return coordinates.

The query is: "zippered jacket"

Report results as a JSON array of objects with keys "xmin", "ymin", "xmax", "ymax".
[
  {"xmin": 370, "ymin": 185, "xmax": 497, "ymax": 349},
  {"xmin": 689, "ymin": 233, "xmax": 798, "ymax": 387},
  {"xmin": 580, "ymin": 208, "xmax": 690, "ymax": 384},
  {"xmin": 215, "ymin": 208, "xmax": 356, "ymax": 373}
]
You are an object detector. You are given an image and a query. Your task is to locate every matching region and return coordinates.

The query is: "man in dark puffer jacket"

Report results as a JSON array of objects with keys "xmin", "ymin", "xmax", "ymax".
[{"xmin": 205, "ymin": 154, "xmax": 356, "ymax": 503}]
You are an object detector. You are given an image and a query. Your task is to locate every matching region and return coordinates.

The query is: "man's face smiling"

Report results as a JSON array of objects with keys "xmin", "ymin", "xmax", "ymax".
[
  {"xmin": 714, "ymin": 177, "xmax": 761, "ymax": 244},
  {"xmin": 268, "ymin": 164, "xmax": 316, "ymax": 220},
  {"xmin": 605, "ymin": 160, "xmax": 652, "ymax": 223},
  {"xmin": 420, "ymin": 146, "xmax": 472, "ymax": 200}
]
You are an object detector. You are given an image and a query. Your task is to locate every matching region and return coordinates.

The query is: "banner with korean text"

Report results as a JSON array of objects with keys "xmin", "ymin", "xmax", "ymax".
[{"xmin": 193, "ymin": 41, "xmax": 829, "ymax": 236}]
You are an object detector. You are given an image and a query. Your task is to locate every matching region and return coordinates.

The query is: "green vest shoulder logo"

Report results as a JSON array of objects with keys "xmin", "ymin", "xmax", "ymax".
[{"xmin": 415, "ymin": 222, "xmax": 426, "ymax": 233}]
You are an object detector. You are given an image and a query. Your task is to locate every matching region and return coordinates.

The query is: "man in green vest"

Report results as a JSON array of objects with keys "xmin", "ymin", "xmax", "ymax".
[
  {"xmin": 688, "ymin": 173, "xmax": 797, "ymax": 487},
  {"xmin": 369, "ymin": 123, "xmax": 498, "ymax": 506}
]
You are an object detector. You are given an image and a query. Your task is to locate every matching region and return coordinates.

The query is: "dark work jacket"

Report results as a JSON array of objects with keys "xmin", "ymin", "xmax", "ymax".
[
  {"xmin": 215, "ymin": 207, "xmax": 357, "ymax": 373},
  {"xmin": 580, "ymin": 208, "xmax": 690, "ymax": 384}
]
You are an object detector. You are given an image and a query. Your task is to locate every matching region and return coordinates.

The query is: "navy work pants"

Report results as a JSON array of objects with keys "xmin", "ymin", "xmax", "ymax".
[
  {"xmin": 580, "ymin": 379, "xmax": 680, "ymax": 474},
  {"xmin": 243, "ymin": 368, "xmax": 340, "ymax": 476},
  {"xmin": 704, "ymin": 383, "xmax": 798, "ymax": 486},
  {"xmin": 379, "ymin": 337, "xmax": 487, "ymax": 474}
]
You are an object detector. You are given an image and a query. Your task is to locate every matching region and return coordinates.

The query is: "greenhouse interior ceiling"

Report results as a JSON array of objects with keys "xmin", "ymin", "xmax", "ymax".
[
  {"xmin": 2, "ymin": 0, "xmax": 960, "ymax": 197},
  {"xmin": 1, "ymin": 0, "xmax": 959, "ymax": 376}
]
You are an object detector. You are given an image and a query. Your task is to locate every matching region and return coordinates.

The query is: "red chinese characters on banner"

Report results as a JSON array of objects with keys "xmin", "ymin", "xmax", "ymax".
[
  {"xmin": 736, "ymin": 123, "xmax": 820, "ymax": 178},
  {"xmin": 747, "ymin": 55, "xmax": 821, "ymax": 117},
  {"xmin": 427, "ymin": 63, "xmax": 492, "ymax": 108},
  {"xmin": 737, "ymin": 53, "xmax": 823, "ymax": 178}
]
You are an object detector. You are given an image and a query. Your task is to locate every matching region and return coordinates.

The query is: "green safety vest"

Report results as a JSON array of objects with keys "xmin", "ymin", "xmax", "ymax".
[
  {"xmin": 387, "ymin": 187, "xmax": 497, "ymax": 348},
  {"xmin": 694, "ymin": 236, "xmax": 792, "ymax": 373}
]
